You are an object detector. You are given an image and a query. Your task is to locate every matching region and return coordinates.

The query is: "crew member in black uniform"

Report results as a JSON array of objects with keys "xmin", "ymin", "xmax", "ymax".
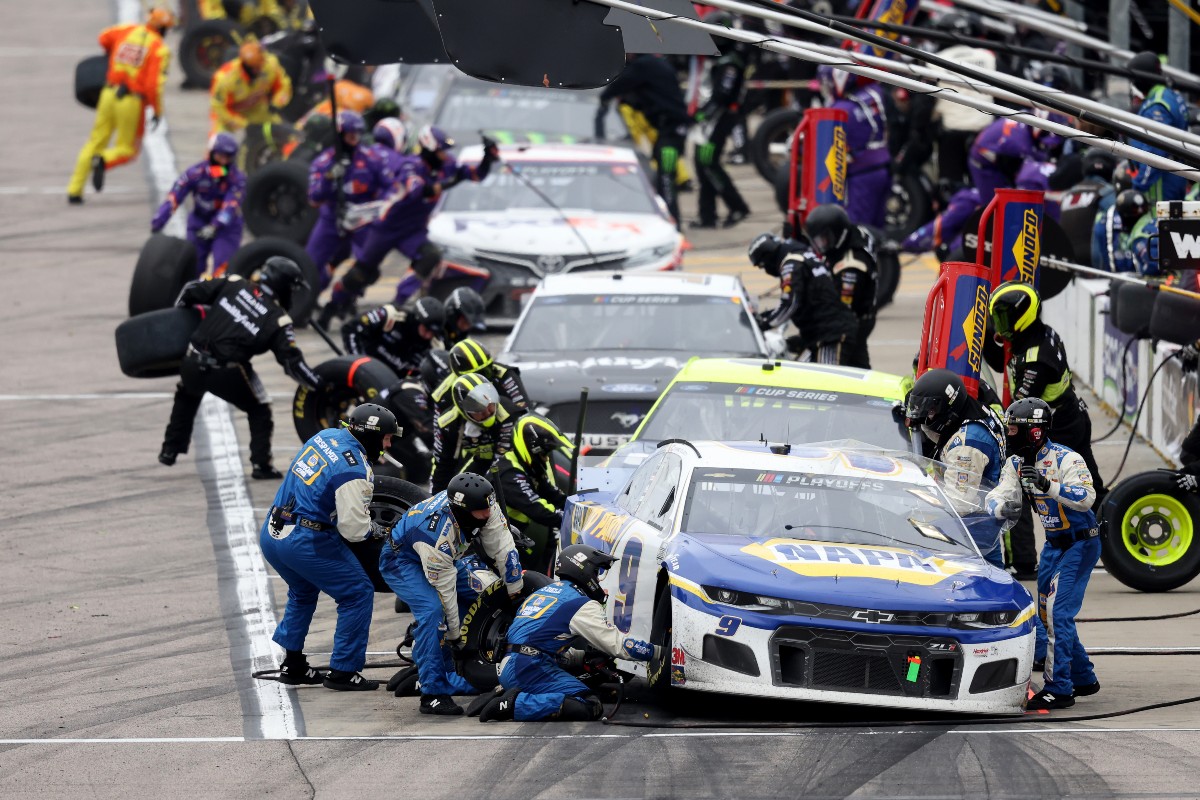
[
  {"xmin": 431, "ymin": 373, "xmax": 520, "ymax": 493},
  {"xmin": 691, "ymin": 13, "xmax": 751, "ymax": 230},
  {"xmin": 159, "ymin": 256, "xmax": 326, "ymax": 478},
  {"xmin": 804, "ymin": 204, "xmax": 878, "ymax": 369},
  {"xmin": 342, "ymin": 296, "xmax": 444, "ymax": 378},
  {"xmin": 495, "ymin": 414, "xmax": 574, "ymax": 572},
  {"xmin": 748, "ymin": 231, "xmax": 859, "ymax": 365},
  {"xmin": 598, "ymin": 54, "xmax": 691, "ymax": 226},
  {"xmin": 442, "ymin": 287, "xmax": 487, "ymax": 346}
]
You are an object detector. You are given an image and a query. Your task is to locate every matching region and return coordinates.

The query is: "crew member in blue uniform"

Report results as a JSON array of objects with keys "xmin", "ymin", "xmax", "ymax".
[
  {"xmin": 986, "ymin": 398, "xmax": 1101, "ymax": 710},
  {"xmin": 259, "ymin": 403, "xmax": 400, "ymax": 691},
  {"xmin": 473, "ymin": 544, "xmax": 656, "ymax": 722},
  {"xmin": 379, "ymin": 472, "xmax": 524, "ymax": 715}
]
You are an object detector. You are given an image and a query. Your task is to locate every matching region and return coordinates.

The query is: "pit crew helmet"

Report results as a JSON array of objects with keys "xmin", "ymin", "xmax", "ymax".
[
  {"xmin": 1004, "ymin": 397, "xmax": 1052, "ymax": 460},
  {"xmin": 147, "ymin": 6, "xmax": 177, "ymax": 33},
  {"xmin": 343, "ymin": 403, "xmax": 401, "ymax": 457},
  {"xmin": 555, "ymin": 544, "xmax": 615, "ymax": 602},
  {"xmin": 208, "ymin": 132, "xmax": 239, "ymax": 161},
  {"xmin": 403, "ymin": 296, "xmax": 446, "ymax": 337},
  {"xmin": 905, "ymin": 369, "xmax": 969, "ymax": 439},
  {"xmin": 239, "ymin": 41, "xmax": 266, "ymax": 74},
  {"xmin": 988, "ymin": 281, "xmax": 1040, "ymax": 341},
  {"xmin": 372, "ymin": 118, "xmax": 408, "ymax": 153},
  {"xmin": 1080, "ymin": 147, "xmax": 1117, "ymax": 181},
  {"xmin": 257, "ymin": 256, "xmax": 308, "ymax": 308},
  {"xmin": 418, "ymin": 125, "xmax": 454, "ymax": 154},
  {"xmin": 446, "ymin": 472, "xmax": 496, "ymax": 538},
  {"xmin": 513, "ymin": 414, "xmax": 573, "ymax": 466},
  {"xmin": 451, "ymin": 373, "xmax": 500, "ymax": 424},
  {"xmin": 1115, "ymin": 189, "xmax": 1149, "ymax": 232},
  {"xmin": 1113, "ymin": 160, "xmax": 1137, "ymax": 193},
  {"xmin": 449, "ymin": 339, "xmax": 495, "ymax": 375},
  {"xmin": 804, "ymin": 204, "xmax": 851, "ymax": 258},
  {"xmin": 747, "ymin": 232, "xmax": 786, "ymax": 277},
  {"xmin": 1128, "ymin": 50, "xmax": 1163, "ymax": 96},
  {"xmin": 444, "ymin": 287, "xmax": 487, "ymax": 336}
]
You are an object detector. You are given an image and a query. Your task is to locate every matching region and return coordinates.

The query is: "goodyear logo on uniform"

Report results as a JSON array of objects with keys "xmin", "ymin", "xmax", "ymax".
[
  {"xmin": 823, "ymin": 126, "xmax": 848, "ymax": 202},
  {"xmin": 1009, "ymin": 208, "xmax": 1041, "ymax": 284},
  {"xmin": 961, "ymin": 284, "xmax": 990, "ymax": 374},
  {"xmin": 741, "ymin": 538, "xmax": 970, "ymax": 586}
]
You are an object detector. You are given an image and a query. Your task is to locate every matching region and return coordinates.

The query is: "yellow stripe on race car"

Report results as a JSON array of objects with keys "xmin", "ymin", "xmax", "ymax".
[
  {"xmin": 1009, "ymin": 604, "xmax": 1036, "ymax": 627},
  {"xmin": 668, "ymin": 573, "xmax": 714, "ymax": 605}
]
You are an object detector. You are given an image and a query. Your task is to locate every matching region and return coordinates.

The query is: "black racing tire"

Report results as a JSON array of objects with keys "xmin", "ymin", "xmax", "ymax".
[
  {"xmin": 773, "ymin": 167, "xmax": 791, "ymax": 215},
  {"xmin": 114, "ymin": 307, "xmax": 202, "ymax": 379},
  {"xmin": 884, "ymin": 172, "xmax": 933, "ymax": 242},
  {"xmin": 226, "ymin": 237, "xmax": 320, "ymax": 325},
  {"xmin": 74, "ymin": 54, "xmax": 108, "ymax": 109},
  {"xmin": 875, "ymin": 247, "xmax": 901, "ymax": 310},
  {"xmin": 292, "ymin": 355, "xmax": 401, "ymax": 443},
  {"xmin": 179, "ymin": 19, "xmax": 241, "ymax": 89},
  {"xmin": 129, "ymin": 234, "xmax": 198, "ymax": 317},
  {"xmin": 243, "ymin": 160, "xmax": 317, "ymax": 245},
  {"xmin": 646, "ymin": 587, "xmax": 676, "ymax": 700},
  {"xmin": 1112, "ymin": 282, "xmax": 1157, "ymax": 338},
  {"xmin": 1149, "ymin": 290, "xmax": 1200, "ymax": 346},
  {"xmin": 1099, "ymin": 471, "xmax": 1200, "ymax": 592},
  {"xmin": 343, "ymin": 475, "xmax": 431, "ymax": 593},
  {"xmin": 751, "ymin": 107, "xmax": 803, "ymax": 185},
  {"xmin": 242, "ymin": 122, "xmax": 298, "ymax": 175},
  {"xmin": 1036, "ymin": 216, "xmax": 1076, "ymax": 301}
]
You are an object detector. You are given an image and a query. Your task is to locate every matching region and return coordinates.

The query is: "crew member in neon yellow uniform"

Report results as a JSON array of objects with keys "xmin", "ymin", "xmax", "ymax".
[{"xmin": 209, "ymin": 39, "xmax": 292, "ymax": 136}]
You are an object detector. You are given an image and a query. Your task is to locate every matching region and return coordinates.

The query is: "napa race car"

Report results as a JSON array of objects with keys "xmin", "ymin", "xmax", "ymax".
[{"xmin": 564, "ymin": 440, "xmax": 1036, "ymax": 715}]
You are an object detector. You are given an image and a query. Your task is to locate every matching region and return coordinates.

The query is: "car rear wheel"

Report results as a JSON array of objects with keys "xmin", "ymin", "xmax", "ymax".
[
  {"xmin": 647, "ymin": 588, "xmax": 676, "ymax": 700},
  {"xmin": 345, "ymin": 476, "xmax": 431, "ymax": 593}
]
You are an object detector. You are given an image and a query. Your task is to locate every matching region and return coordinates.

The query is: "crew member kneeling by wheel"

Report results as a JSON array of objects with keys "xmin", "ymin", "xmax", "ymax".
[
  {"xmin": 473, "ymin": 545, "xmax": 657, "ymax": 722},
  {"xmin": 379, "ymin": 472, "xmax": 524, "ymax": 716},
  {"xmin": 985, "ymin": 398, "xmax": 1101, "ymax": 711},
  {"xmin": 259, "ymin": 403, "xmax": 399, "ymax": 691}
]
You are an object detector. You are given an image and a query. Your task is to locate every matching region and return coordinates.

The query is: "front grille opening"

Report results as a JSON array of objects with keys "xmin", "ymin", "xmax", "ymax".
[
  {"xmin": 775, "ymin": 643, "xmax": 806, "ymax": 685},
  {"xmin": 928, "ymin": 658, "xmax": 956, "ymax": 696},
  {"xmin": 702, "ymin": 634, "xmax": 761, "ymax": 677},
  {"xmin": 812, "ymin": 651, "xmax": 901, "ymax": 693},
  {"xmin": 969, "ymin": 658, "xmax": 1019, "ymax": 694}
]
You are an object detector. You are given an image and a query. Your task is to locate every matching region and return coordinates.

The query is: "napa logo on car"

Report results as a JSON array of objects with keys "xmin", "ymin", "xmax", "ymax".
[
  {"xmin": 741, "ymin": 538, "xmax": 971, "ymax": 586},
  {"xmin": 1006, "ymin": 206, "xmax": 1042, "ymax": 284}
]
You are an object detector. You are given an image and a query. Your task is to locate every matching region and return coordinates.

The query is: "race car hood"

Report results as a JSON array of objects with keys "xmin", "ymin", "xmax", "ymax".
[
  {"xmin": 501, "ymin": 349, "xmax": 686, "ymax": 407},
  {"xmin": 429, "ymin": 209, "xmax": 677, "ymax": 258},
  {"xmin": 673, "ymin": 532, "xmax": 1020, "ymax": 610}
]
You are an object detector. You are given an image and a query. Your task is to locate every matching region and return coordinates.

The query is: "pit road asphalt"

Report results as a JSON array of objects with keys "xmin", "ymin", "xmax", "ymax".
[{"xmin": 2, "ymin": 3, "xmax": 1199, "ymax": 798}]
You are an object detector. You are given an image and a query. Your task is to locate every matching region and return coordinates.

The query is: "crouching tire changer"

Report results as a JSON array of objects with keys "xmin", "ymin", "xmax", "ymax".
[
  {"xmin": 379, "ymin": 472, "xmax": 524, "ymax": 715},
  {"xmin": 474, "ymin": 545, "xmax": 657, "ymax": 722}
]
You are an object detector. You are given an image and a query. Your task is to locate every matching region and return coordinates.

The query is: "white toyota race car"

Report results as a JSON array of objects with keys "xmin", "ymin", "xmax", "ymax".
[{"xmin": 563, "ymin": 440, "xmax": 1037, "ymax": 715}]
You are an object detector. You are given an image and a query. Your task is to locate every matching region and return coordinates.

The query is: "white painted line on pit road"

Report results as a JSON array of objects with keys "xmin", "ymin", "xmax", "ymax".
[
  {"xmin": 2, "ymin": 727, "xmax": 1200, "ymax": 745},
  {"xmin": 118, "ymin": 0, "xmax": 295, "ymax": 741}
]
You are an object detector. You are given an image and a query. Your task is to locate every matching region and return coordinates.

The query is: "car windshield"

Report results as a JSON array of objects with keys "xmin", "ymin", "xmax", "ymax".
[
  {"xmin": 509, "ymin": 295, "xmax": 763, "ymax": 354},
  {"xmin": 680, "ymin": 466, "xmax": 978, "ymax": 557},
  {"xmin": 437, "ymin": 82, "xmax": 616, "ymax": 143},
  {"xmin": 637, "ymin": 382, "xmax": 910, "ymax": 450},
  {"xmin": 440, "ymin": 162, "xmax": 659, "ymax": 215}
]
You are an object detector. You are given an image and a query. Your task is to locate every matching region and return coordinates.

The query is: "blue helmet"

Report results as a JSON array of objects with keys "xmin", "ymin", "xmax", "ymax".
[
  {"xmin": 337, "ymin": 110, "xmax": 366, "ymax": 135},
  {"xmin": 417, "ymin": 124, "xmax": 454, "ymax": 154},
  {"xmin": 208, "ymin": 132, "xmax": 239, "ymax": 158}
]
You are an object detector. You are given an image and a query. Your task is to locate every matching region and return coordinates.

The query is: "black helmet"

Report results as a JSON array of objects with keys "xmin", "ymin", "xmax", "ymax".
[
  {"xmin": 364, "ymin": 97, "xmax": 401, "ymax": 131},
  {"xmin": 419, "ymin": 349, "xmax": 451, "ymax": 394},
  {"xmin": 905, "ymin": 369, "xmax": 969, "ymax": 439},
  {"xmin": 444, "ymin": 287, "xmax": 487, "ymax": 340},
  {"xmin": 555, "ymin": 544, "xmax": 615, "ymax": 602},
  {"xmin": 1081, "ymin": 147, "xmax": 1117, "ymax": 181},
  {"xmin": 1004, "ymin": 397, "xmax": 1052, "ymax": 460},
  {"xmin": 1113, "ymin": 159, "xmax": 1136, "ymax": 193},
  {"xmin": 988, "ymin": 281, "xmax": 1041, "ymax": 340},
  {"xmin": 403, "ymin": 296, "xmax": 446, "ymax": 337},
  {"xmin": 1128, "ymin": 50, "xmax": 1163, "ymax": 96},
  {"xmin": 446, "ymin": 472, "xmax": 496, "ymax": 538},
  {"xmin": 1115, "ymin": 189, "xmax": 1149, "ymax": 232},
  {"xmin": 449, "ymin": 338, "xmax": 495, "ymax": 375},
  {"xmin": 342, "ymin": 403, "xmax": 400, "ymax": 458},
  {"xmin": 747, "ymin": 232, "xmax": 785, "ymax": 277},
  {"xmin": 258, "ymin": 256, "xmax": 308, "ymax": 308},
  {"xmin": 1034, "ymin": 63, "xmax": 1076, "ymax": 94},
  {"xmin": 513, "ymin": 414, "xmax": 573, "ymax": 465},
  {"xmin": 451, "ymin": 373, "xmax": 500, "ymax": 423},
  {"xmin": 933, "ymin": 11, "xmax": 978, "ymax": 38},
  {"xmin": 804, "ymin": 204, "xmax": 851, "ymax": 258}
]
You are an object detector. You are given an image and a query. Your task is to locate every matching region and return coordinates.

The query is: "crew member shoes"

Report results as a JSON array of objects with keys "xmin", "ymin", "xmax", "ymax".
[
  {"xmin": 278, "ymin": 657, "xmax": 325, "ymax": 686},
  {"xmin": 251, "ymin": 463, "xmax": 283, "ymax": 480},
  {"xmin": 323, "ymin": 670, "xmax": 379, "ymax": 691},
  {"xmin": 91, "ymin": 156, "xmax": 106, "ymax": 192},
  {"xmin": 479, "ymin": 688, "xmax": 520, "ymax": 722},
  {"xmin": 158, "ymin": 447, "xmax": 178, "ymax": 466},
  {"xmin": 1027, "ymin": 689, "xmax": 1075, "ymax": 711},
  {"xmin": 1073, "ymin": 681, "xmax": 1101, "ymax": 698},
  {"xmin": 420, "ymin": 694, "xmax": 464, "ymax": 716}
]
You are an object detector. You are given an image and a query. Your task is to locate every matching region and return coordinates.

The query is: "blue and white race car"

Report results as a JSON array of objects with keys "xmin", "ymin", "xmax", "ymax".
[{"xmin": 563, "ymin": 441, "xmax": 1036, "ymax": 715}]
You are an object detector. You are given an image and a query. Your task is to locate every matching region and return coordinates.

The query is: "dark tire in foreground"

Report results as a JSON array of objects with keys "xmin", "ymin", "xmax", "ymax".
[
  {"xmin": 344, "ymin": 475, "xmax": 431, "ymax": 593},
  {"xmin": 291, "ymin": 356, "xmax": 400, "ymax": 443},
  {"xmin": 750, "ymin": 107, "xmax": 803, "ymax": 186},
  {"xmin": 646, "ymin": 588, "xmax": 676, "ymax": 700},
  {"xmin": 243, "ymin": 160, "xmax": 318, "ymax": 245},
  {"xmin": 129, "ymin": 234, "xmax": 197, "ymax": 317},
  {"xmin": 114, "ymin": 307, "xmax": 202, "ymax": 379},
  {"xmin": 1100, "ymin": 470, "xmax": 1200, "ymax": 592},
  {"xmin": 75, "ymin": 54, "xmax": 108, "ymax": 109}
]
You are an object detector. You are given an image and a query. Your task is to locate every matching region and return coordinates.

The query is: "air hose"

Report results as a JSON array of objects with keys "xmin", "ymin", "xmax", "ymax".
[
  {"xmin": 1090, "ymin": 335, "xmax": 1137, "ymax": 445},
  {"xmin": 1107, "ymin": 348, "xmax": 1183, "ymax": 484}
]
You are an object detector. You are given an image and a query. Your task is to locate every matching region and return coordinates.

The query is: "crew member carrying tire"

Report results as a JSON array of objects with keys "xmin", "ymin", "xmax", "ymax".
[
  {"xmin": 342, "ymin": 296, "xmax": 445, "ymax": 379},
  {"xmin": 158, "ymin": 257, "xmax": 328, "ymax": 477},
  {"xmin": 986, "ymin": 398, "xmax": 1102, "ymax": 711},
  {"xmin": 305, "ymin": 111, "xmax": 395, "ymax": 291},
  {"xmin": 68, "ymin": 6, "xmax": 176, "ymax": 204},
  {"xmin": 379, "ymin": 473, "xmax": 524, "ymax": 716},
  {"xmin": 804, "ymin": 204, "xmax": 878, "ymax": 369},
  {"xmin": 321, "ymin": 127, "xmax": 498, "ymax": 324},
  {"xmin": 258, "ymin": 403, "xmax": 400, "ymax": 692},
  {"xmin": 748, "ymin": 231, "xmax": 859, "ymax": 366},
  {"xmin": 473, "ymin": 544, "xmax": 655, "ymax": 722},
  {"xmin": 209, "ymin": 39, "xmax": 292, "ymax": 136},
  {"xmin": 150, "ymin": 132, "xmax": 245, "ymax": 277}
]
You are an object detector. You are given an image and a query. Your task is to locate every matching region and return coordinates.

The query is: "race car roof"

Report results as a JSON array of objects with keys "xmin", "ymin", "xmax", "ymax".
[
  {"xmin": 455, "ymin": 143, "xmax": 641, "ymax": 164},
  {"xmin": 673, "ymin": 440, "xmax": 931, "ymax": 486},
  {"xmin": 535, "ymin": 271, "xmax": 745, "ymax": 297},
  {"xmin": 669, "ymin": 358, "xmax": 906, "ymax": 401}
]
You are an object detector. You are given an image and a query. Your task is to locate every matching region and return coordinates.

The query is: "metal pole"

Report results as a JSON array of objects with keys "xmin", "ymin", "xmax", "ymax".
[
  {"xmin": 1108, "ymin": 0, "xmax": 1131, "ymax": 96},
  {"xmin": 1169, "ymin": 1, "xmax": 1192, "ymax": 74}
]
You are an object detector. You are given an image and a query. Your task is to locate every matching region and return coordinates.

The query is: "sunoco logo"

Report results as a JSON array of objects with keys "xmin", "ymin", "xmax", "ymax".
[
  {"xmin": 1010, "ymin": 208, "xmax": 1041, "ymax": 283},
  {"xmin": 823, "ymin": 127, "xmax": 847, "ymax": 202},
  {"xmin": 961, "ymin": 284, "xmax": 989, "ymax": 374}
]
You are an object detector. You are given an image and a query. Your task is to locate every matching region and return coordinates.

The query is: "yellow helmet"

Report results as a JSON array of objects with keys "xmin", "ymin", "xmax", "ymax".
[
  {"xmin": 988, "ymin": 281, "xmax": 1040, "ymax": 340},
  {"xmin": 449, "ymin": 338, "xmax": 494, "ymax": 375},
  {"xmin": 147, "ymin": 6, "xmax": 177, "ymax": 33}
]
